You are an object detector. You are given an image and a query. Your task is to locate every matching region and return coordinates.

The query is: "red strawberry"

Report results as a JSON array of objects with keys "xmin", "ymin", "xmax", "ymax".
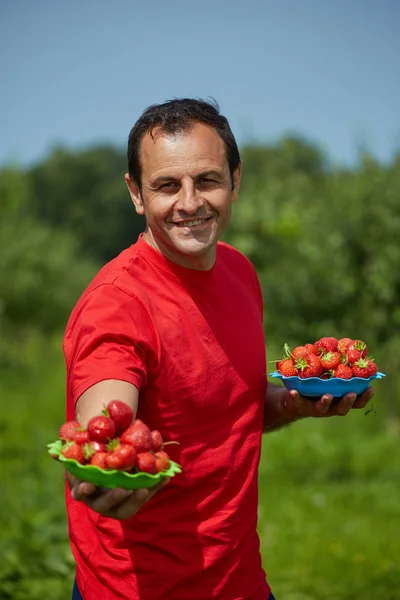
[
  {"xmin": 367, "ymin": 359, "xmax": 377, "ymax": 377},
  {"xmin": 120, "ymin": 420, "xmax": 153, "ymax": 453},
  {"xmin": 352, "ymin": 358, "xmax": 376, "ymax": 378},
  {"xmin": 151, "ymin": 430, "xmax": 164, "ymax": 452},
  {"xmin": 154, "ymin": 450, "xmax": 170, "ymax": 473},
  {"xmin": 89, "ymin": 440, "xmax": 107, "ymax": 453},
  {"xmin": 277, "ymin": 358, "xmax": 296, "ymax": 377},
  {"xmin": 87, "ymin": 415, "xmax": 116, "ymax": 443},
  {"xmin": 346, "ymin": 340, "xmax": 368, "ymax": 364},
  {"xmin": 90, "ymin": 452, "xmax": 108, "ymax": 469},
  {"xmin": 82, "ymin": 440, "xmax": 107, "ymax": 460},
  {"xmin": 291, "ymin": 344, "xmax": 315, "ymax": 360},
  {"xmin": 337, "ymin": 338, "xmax": 353, "ymax": 355},
  {"xmin": 321, "ymin": 351, "xmax": 341, "ymax": 371},
  {"xmin": 75, "ymin": 429, "xmax": 90, "ymax": 445},
  {"xmin": 136, "ymin": 452, "xmax": 157, "ymax": 474},
  {"xmin": 105, "ymin": 442, "xmax": 137, "ymax": 471},
  {"xmin": 333, "ymin": 364, "xmax": 353, "ymax": 379},
  {"xmin": 104, "ymin": 400, "xmax": 134, "ymax": 435},
  {"xmin": 313, "ymin": 337, "xmax": 338, "ymax": 356},
  {"xmin": 61, "ymin": 441, "xmax": 86, "ymax": 464},
  {"xmin": 295, "ymin": 354, "xmax": 323, "ymax": 378},
  {"xmin": 59, "ymin": 421, "xmax": 81, "ymax": 441}
]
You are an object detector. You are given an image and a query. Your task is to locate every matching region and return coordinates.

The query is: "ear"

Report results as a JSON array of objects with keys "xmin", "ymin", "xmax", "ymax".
[
  {"xmin": 125, "ymin": 173, "xmax": 144, "ymax": 216},
  {"xmin": 231, "ymin": 161, "xmax": 242, "ymax": 203}
]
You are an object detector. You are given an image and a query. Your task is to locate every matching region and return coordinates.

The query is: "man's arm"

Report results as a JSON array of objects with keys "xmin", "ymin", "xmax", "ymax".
[
  {"xmin": 68, "ymin": 379, "xmax": 168, "ymax": 520},
  {"xmin": 263, "ymin": 383, "xmax": 374, "ymax": 433},
  {"xmin": 76, "ymin": 379, "xmax": 139, "ymax": 426}
]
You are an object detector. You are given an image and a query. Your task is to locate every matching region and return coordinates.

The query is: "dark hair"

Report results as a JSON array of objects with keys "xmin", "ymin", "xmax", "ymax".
[{"xmin": 127, "ymin": 98, "xmax": 241, "ymax": 191}]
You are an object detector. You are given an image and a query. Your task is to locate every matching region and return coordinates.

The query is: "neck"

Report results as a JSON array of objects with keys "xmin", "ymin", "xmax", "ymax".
[{"xmin": 142, "ymin": 230, "xmax": 216, "ymax": 271}]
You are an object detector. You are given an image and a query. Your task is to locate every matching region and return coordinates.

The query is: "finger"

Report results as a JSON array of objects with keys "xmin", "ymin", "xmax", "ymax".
[
  {"xmin": 70, "ymin": 479, "xmax": 98, "ymax": 501},
  {"xmin": 333, "ymin": 392, "xmax": 357, "ymax": 416},
  {"xmin": 101, "ymin": 480, "xmax": 169, "ymax": 520},
  {"xmin": 313, "ymin": 394, "xmax": 334, "ymax": 416},
  {"xmin": 288, "ymin": 389, "xmax": 303, "ymax": 414},
  {"xmin": 353, "ymin": 386, "xmax": 374, "ymax": 409},
  {"xmin": 88, "ymin": 487, "xmax": 135, "ymax": 514}
]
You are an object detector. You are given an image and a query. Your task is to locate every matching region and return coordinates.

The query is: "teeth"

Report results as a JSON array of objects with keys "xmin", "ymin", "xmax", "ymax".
[{"xmin": 177, "ymin": 219, "xmax": 207, "ymax": 227}]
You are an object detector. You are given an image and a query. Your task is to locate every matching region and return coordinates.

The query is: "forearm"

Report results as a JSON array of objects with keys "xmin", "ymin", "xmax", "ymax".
[{"xmin": 263, "ymin": 383, "xmax": 303, "ymax": 433}]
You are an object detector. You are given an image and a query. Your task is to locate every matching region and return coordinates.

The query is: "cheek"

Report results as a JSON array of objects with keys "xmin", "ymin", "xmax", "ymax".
[{"xmin": 145, "ymin": 197, "xmax": 175, "ymax": 222}]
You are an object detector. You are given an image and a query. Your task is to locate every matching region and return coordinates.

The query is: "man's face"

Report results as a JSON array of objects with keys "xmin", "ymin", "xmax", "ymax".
[{"xmin": 126, "ymin": 122, "xmax": 241, "ymax": 270}]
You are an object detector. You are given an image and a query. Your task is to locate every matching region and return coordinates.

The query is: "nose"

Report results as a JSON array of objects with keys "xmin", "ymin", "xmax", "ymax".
[{"xmin": 176, "ymin": 180, "xmax": 202, "ymax": 214}]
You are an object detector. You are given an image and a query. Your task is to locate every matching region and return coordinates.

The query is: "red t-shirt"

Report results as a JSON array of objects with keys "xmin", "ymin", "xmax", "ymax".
[{"xmin": 63, "ymin": 235, "xmax": 271, "ymax": 600}]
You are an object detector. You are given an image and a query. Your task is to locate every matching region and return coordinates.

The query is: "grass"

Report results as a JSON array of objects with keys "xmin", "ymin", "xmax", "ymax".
[
  {"xmin": 1, "ymin": 335, "xmax": 399, "ymax": 599},
  {"xmin": 260, "ymin": 408, "xmax": 400, "ymax": 599}
]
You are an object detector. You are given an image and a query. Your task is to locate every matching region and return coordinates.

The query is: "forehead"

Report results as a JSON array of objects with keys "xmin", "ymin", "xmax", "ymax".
[{"xmin": 139, "ymin": 122, "xmax": 228, "ymax": 179}]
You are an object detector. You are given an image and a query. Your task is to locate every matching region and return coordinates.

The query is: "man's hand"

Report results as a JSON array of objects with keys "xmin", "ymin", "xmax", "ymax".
[
  {"xmin": 67, "ymin": 473, "xmax": 169, "ymax": 520},
  {"xmin": 264, "ymin": 384, "xmax": 374, "ymax": 432},
  {"xmin": 285, "ymin": 386, "xmax": 374, "ymax": 418}
]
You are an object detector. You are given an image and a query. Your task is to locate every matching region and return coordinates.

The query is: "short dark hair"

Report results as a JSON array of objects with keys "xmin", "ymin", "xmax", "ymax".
[{"xmin": 127, "ymin": 98, "xmax": 241, "ymax": 190}]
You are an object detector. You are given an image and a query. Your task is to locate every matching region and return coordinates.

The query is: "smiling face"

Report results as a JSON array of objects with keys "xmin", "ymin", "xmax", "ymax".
[{"xmin": 125, "ymin": 122, "xmax": 241, "ymax": 270}]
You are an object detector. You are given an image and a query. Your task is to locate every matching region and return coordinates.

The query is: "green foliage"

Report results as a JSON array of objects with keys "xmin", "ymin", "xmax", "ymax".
[
  {"xmin": 0, "ymin": 166, "xmax": 97, "ymax": 367},
  {"xmin": 30, "ymin": 146, "xmax": 145, "ymax": 262}
]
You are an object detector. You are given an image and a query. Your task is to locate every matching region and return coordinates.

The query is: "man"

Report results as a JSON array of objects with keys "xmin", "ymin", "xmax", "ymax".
[{"xmin": 65, "ymin": 99, "xmax": 373, "ymax": 600}]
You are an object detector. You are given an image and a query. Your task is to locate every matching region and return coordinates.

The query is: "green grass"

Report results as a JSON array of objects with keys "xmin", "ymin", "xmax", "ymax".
[
  {"xmin": 260, "ymin": 412, "xmax": 400, "ymax": 599},
  {"xmin": 1, "ymin": 336, "xmax": 399, "ymax": 599}
]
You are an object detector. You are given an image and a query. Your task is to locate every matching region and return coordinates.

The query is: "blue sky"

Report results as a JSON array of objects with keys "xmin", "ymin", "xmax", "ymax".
[{"xmin": 1, "ymin": 0, "xmax": 399, "ymax": 167}]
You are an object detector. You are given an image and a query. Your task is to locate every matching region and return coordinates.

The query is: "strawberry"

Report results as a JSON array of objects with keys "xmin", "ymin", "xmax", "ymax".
[
  {"xmin": 320, "ymin": 351, "xmax": 341, "ymax": 371},
  {"xmin": 104, "ymin": 400, "xmax": 134, "ymax": 435},
  {"xmin": 87, "ymin": 415, "xmax": 116, "ymax": 443},
  {"xmin": 366, "ymin": 359, "xmax": 378, "ymax": 377},
  {"xmin": 333, "ymin": 364, "xmax": 353, "ymax": 379},
  {"xmin": 291, "ymin": 344, "xmax": 315, "ymax": 360},
  {"xmin": 337, "ymin": 337, "xmax": 353, "ymax": 355},
  {"xmin": 295, "ymin": 354, "xmax": 323, "ymax": 378},
  {"xmin": 90, "ymin": 452, "xmax": 108, "ymax": 469},
  {"xmin": 352, "ymin": 358, "xmax": 377, "ymax": 378},
  {"xmin": 120, "ymin": 419, "xmax": 153, "ymax": 453},
  {"xmin": 313, "ymin": 337, "xmax": 338, "ymax": 356},
  {"xmin": 105, "ymin": 442, "xmax": 137, "ymax": 471},
  {"xmin": 151, "ymin": 430, "xmax": 164, "ymax": 452},
  {"xmin": 136, "ymin": 452, "xmax": 157, "ymax": 474},
  {"xmin": 277, "ymin": 358, "xmax": 296, "ymax": 377},
  {"xmin": 346, "ymin": 340, "xmax": 368, "ymax": 364},
  {"xmin": 89, "ymin": 440, "xmax": 107, "ymax": 453},
  {"xmin": 75, "ymin": 429, "xmax": 90, "ymax": 445},
  {"xmin": 59, "ymin": 421, "xmax": 81, "ymax": 442},
  {"xmin": 82, "ymin": 440, "xmax": 107, "ymax": 460},
  {"xmin": 61, "ymin": 441, "xmax": 86, "ymax": 464},
  {"xmin": 154, "ymin": 450, "xmax": 170, "ymax": 473}
]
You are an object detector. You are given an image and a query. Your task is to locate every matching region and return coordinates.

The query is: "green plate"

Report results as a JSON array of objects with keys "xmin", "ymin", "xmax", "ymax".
[{"xmin": 48, "ymin": 440, "xmax": 182, "ymax": 489}]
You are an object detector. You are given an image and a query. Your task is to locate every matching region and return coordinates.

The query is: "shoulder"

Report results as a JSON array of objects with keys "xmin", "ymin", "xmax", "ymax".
[
  {"xmin": 65, "ymin": 244, "xmax": 147, "ymax": 330},
  {"xmin": 217, "ymin": 241, "xmax": 257, "ymax": 275}
]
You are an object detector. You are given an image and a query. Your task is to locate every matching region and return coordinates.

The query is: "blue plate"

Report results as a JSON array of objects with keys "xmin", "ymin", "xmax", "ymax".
[{"xmin": 268, "ymin": 371, "xmax": 386, "ymax": 400}]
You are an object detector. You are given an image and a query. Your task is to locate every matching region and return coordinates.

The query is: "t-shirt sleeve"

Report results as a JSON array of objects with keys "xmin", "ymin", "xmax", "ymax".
[{"xmin": 65, "ymin": 284, "xmax": 156, "ymax": 404}]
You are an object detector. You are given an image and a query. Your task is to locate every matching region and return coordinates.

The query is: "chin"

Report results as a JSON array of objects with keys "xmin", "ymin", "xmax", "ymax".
[{"xmin": 174, "ymin": 238, "xmax": 216, "ymax": 256}]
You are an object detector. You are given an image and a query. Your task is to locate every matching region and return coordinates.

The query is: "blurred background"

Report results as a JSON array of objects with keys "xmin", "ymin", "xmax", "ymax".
[{"xmin": 1, "ymin": 1, "xmax": 399, "ymax": 598}]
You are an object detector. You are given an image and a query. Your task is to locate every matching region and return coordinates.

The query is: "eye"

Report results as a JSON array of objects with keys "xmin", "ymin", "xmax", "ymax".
[
  {"xmin": 198, "ymin": 178, "xmax": 217, "ymax": 187},
  {"xmin": 159, "ymin": 182, "xmax": 179, "ymax": 191}
]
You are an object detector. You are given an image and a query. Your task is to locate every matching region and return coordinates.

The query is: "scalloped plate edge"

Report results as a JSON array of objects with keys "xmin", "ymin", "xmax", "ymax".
[
  {"xmin": 48, "ymin": 440, "xmax": 182, "ymax": 479},
  {"xmin": 268, "ymin": 371, "xmax": 386, "ymax": 382}
]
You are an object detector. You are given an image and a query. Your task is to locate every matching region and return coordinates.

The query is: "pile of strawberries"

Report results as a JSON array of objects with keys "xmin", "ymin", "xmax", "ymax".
[
  {"xmin": 54, "ymin": 400, "xmax": 172, "ymax": 474},
  {"xmin": 276, "ymin": 337, "xmax": 378, "ymax": 379}
]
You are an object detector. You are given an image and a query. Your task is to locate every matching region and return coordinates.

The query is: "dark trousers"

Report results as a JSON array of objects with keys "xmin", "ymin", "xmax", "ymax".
[
  {"xmin": 72, "ymin": 579, "xmax": 83, "ymax": 600},
  {"xmin": 72, "ymin": 579, "xmax": 276, "ymax": 600}
]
